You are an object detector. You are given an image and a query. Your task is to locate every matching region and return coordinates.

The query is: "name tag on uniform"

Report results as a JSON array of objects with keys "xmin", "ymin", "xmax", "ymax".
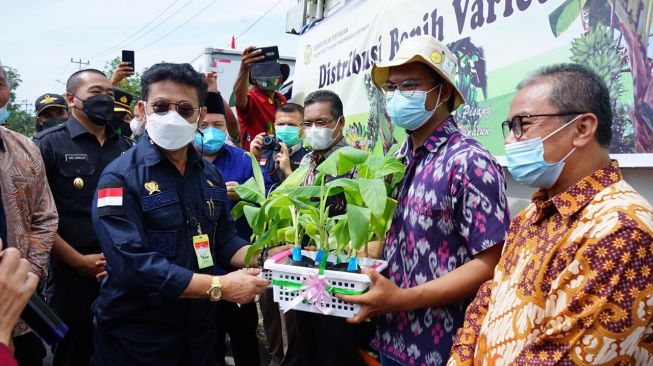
[
  {"xmin": 193, "ymin": 234, "xmax": 214, "ymax": 269},
  {"xmin": 204, "ymin": 187, "xmax": 227, "ymax": 201},
  {"xmin": 141, "ymin": 189, "xmax": 179, "ymax": 212},
  {"xmin": 65, "ymin": 153, "xmax": 88, "ymax": 161}
]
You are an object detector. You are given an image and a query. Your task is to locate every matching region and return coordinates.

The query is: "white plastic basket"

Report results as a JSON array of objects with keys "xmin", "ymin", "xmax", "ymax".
[{"xmin": 264, "ymin": 249, "xmax": 388, "ymax": 318}]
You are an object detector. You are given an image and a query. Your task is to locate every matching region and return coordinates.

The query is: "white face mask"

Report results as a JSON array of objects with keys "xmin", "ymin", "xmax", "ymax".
[
  {"xmin": 129, "ymin": 118, "xmax": 145, "ymax": 136},
  {"xmin": 305, "ymin": 118, "xmax": 341, "ymax": 151},
  {"xmin": 145, "ymin": 111, "xmax": 197, "ymax": 151}
]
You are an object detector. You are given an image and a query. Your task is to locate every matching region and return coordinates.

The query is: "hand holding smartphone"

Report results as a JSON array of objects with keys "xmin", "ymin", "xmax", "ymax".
[{"xmin": 122, "ymin": 50, "xmax": 135, "ymax": 70}]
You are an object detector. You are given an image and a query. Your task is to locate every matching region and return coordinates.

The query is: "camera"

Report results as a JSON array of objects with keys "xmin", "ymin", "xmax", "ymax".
[{"xmin": 263, "ymin": 135, "xmax": 281, "ymax": 152}]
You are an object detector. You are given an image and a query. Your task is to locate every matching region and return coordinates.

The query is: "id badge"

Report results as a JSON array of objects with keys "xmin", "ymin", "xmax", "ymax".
[{"xmin": 193, "ymin": 234, "xmax": 214, "ymax": 269}]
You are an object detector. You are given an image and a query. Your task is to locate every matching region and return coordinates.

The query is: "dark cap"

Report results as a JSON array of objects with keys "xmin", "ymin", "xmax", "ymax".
[
  {"xmin": 113, "ymin": 87, "xmax": 133, "ymax": 116},
  {"xmin": 35, "ymin": 93, "xmax": 67, "ymax": 116}
]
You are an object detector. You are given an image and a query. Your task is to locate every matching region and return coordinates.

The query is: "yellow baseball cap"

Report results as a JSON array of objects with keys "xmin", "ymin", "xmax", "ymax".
[{"xmin": 371, "ymin": 36, "xmax": 465, "ymax": 110}]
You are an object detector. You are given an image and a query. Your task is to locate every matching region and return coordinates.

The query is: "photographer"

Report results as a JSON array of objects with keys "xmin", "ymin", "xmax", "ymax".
[
  {"xmin": 250, "ymin": 103, "xmax": 309, "ymax": 185},
  {"xmin": 233, "ymin": 45, "xmax": 289, "ymax": 151}
]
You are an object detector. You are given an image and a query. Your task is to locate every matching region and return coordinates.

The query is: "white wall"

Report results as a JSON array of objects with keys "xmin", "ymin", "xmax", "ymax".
[{"xmin": 505, "ymin": 168, "xmax": 653, "ymax": 215}]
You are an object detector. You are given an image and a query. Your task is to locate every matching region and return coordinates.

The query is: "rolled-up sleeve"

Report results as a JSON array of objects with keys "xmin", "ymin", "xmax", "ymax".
[{"xmin": 92, "ymin": 172, "xmax": 193, "ymax": 299}]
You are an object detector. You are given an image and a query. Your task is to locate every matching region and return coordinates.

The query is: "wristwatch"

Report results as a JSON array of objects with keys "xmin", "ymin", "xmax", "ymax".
[{"xmin": 207, "ymin": 276, "xmax": 223, "ymax": 302}]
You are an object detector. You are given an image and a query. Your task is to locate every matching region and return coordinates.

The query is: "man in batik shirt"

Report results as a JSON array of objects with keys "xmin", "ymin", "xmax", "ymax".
[
  {"xmin": 341, "ymin": 36, "xmax": 510, "ymax": 366},
  {"xmin": 448, "ymin": 63, "xmax": 653, "ymax": 365}
]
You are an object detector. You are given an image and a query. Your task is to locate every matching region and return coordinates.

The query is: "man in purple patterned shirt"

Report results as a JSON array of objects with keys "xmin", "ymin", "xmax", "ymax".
[{"xmin": 340, "ymin": 36, "xmax": 510, "ymax": 366}]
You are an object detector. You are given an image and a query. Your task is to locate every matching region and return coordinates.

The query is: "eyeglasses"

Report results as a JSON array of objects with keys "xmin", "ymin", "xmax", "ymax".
[
  {"xmin": 501, "ymin": 112, "xmax": 585, "ymax": 139},
  {"xmin": 380, "ymin": 79, "xmax": 438, "ymax": 98},
  {"xmin": 148, "ymin": 99, "xmax": 200, "ymax": 119},
  {"xmin": 301, "ymin": 117, "xmax": 338, "ymax": 128}
]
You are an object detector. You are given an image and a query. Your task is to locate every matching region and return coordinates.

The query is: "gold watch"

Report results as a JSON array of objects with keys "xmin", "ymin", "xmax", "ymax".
[{"xmin": 207, "ymin": 276, "xmax": 223, "ymax": 301}]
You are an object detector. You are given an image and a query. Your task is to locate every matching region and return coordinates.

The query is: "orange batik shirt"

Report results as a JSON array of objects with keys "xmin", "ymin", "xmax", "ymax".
[{"xmin": 448, "ymin": 160, "xmax": 653, "ymax": 365}]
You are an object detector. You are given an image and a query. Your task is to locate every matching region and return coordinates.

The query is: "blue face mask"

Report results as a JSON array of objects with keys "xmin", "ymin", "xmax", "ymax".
[
  {"xmin": 275, "ymin": 125, "xmax": 300, "ymax": 147},
  {"xmin": 385, "ymin": 84, "xmax": 442, "ymax": 131},
  {"xmin": 505, "ymin": 115, "xmax": 580, "ymax": 189},
  {"xmin": 194, "ymin": 127, "xmax": 225, "ymax": 154},
  {"xmin": 0, "ymin": 105, "xmax": 10, "ymax": 125}
]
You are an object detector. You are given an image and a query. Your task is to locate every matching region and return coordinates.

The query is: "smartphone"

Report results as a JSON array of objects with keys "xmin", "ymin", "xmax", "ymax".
[
  {"xmin": 122, "ymin": 50, "xmax": 135, "ymax": 70},
  {"xmin": 256, "ymin": 46, "xmax": 279, "ymax": 62}
]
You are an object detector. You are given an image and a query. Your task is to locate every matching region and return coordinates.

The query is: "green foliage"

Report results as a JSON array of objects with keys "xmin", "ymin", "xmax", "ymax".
[
  {"xmin": 104, "ymin": 56, "xmax": 142, "ymax": 102},
  {"xmin": 233, "ymin": 146, "xmax": 406, "ymax": 265},
  {"xmin": 3, "ymin": 67, "xmax": 36, "ymax": 137}
]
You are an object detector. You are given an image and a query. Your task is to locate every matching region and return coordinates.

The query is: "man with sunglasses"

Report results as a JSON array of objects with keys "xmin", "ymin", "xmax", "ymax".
[
  {"xmin": 34, "ymin": 69, "xmax": 134, "ymax": 366},
  {"xmin": 90, "ymin": 63, "xmax": 274, "ymax": 366},
  {"xmin": 448, "ymin": 64, "xmax": 653, "ymax": 365},
  {"xmin": 340, "ymin": 36, "xmax": 510, "ymax": 366}
]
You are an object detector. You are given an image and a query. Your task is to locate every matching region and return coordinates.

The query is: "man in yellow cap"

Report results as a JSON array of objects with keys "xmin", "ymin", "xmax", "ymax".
[
  {"xmin": 339, "ymin": 36, "xmax": 509, "ymax": 366},
  {"xmin": 34, "ymin": 93, "xmax": 69, "ymax": 132}
]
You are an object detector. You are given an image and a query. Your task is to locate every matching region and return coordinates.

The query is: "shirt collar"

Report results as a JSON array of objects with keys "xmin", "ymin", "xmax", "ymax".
[
  {"xmin": 66, "ymin": 116, "xmax": 118, "ymax": 140},
  {"xmin": 396, "ymin": 116, "xmax": 458, "ymax": 159},
  {"xmin": 532, "ymin": 160, "xmax": 622, "ymax": 219},
  {"xmin": 143, "ymin": 135, "xmax": 202, "ymax": 168}
]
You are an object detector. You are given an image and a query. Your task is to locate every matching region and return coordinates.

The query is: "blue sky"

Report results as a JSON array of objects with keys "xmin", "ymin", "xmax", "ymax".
[{"xmin": 0, "ymin": 0, "xmax": 300, "ymax": 112}]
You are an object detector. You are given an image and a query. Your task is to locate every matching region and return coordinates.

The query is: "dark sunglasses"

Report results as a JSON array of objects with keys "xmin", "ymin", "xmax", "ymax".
[{"xmin": 149, "ymin": 99, "xmax": 200, "ymax": 119}]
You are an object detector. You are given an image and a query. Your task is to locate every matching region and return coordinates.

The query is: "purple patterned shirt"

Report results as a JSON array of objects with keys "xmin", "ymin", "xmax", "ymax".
[{"xmin": 373, "ymin": 117, "xmax": 510, "ymax": 365}]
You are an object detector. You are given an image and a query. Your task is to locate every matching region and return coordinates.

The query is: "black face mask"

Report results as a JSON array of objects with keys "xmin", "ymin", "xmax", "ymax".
[
  {"xmin": 75, "ymin": 94, "xmax": 115, "ymax": 126},
  {"xmin": 44, "ymin": 118, "xmax": 66, "ymax": 130}
]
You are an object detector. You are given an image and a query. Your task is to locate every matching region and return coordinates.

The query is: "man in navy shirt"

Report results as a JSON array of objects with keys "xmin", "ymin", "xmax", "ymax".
[{"xmin": 91, "ymin": 63, "xmax": 271, "ymax": 366}]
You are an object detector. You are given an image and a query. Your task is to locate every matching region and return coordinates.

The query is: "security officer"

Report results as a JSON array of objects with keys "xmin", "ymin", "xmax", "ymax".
[
  {"xmin": 33, "ymin": 69, "xmax": 133, "ymax": 366},
  {"xmin": 111, "ymin": 87, "xmax": 133, "ymax": 135},
  {"xmin": 91, "ymin": 62, "xmax": 272, "ymax": 366},
  {"xmin": 34, "ymin": 93, "xmax": 69, "ymax": 132}
]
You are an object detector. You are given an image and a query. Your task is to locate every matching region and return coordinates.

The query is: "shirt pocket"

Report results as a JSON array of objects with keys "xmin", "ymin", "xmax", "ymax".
[{"xmin": 142, "ymin": 196, "xmax": 183, "ymax": 258}]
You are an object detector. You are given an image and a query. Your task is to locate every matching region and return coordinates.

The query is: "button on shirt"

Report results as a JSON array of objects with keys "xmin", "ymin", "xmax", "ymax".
[
  {"xmin": 91, "ymin": 137, "xmax": 247, "ymax": 342},
  {"xmin": 448, "ymin": 161, "xmax": 653, "ymax": 365},
  {"xmin": 374, "ymin": 117, "xmax": 510, "ymax": 365},
  {"xmin": 236, "ymin": 85, "xmax": 286, "ymax": 151},
  {"xmin": 34, "ymin": 117, "xmax": 133, "ymax": 251}
]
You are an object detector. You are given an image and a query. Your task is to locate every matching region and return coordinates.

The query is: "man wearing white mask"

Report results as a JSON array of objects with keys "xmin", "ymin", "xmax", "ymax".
[
  {"xmin": 90, "ymin": 63, "xmax": 276, "ymax": 366},
  {"xmin": 448, "ymin": 64, "xmax": 653, "ymax": 365},
  {"xmin": 339, "ymin": 36, "xmax": 509, "ymax": 366},
  {"xmin": 294, "ymin": 89, "xmax": 371, "ymax": 366}
]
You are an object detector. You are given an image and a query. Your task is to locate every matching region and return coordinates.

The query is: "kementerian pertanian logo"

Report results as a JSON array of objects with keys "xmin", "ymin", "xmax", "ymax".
[{"xmin": 304, "ymin": 44, "xmax": 313, "ymax": 65}]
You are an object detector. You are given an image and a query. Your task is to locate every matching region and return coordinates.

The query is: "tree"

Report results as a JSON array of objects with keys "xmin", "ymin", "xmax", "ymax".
[
  {"xmin": 4, "ymin": 67, "xmax": 36, "ymax": 137},
  {"xmin": 104, "ymin": 56, "xmax": 143, "ymax": 104}
]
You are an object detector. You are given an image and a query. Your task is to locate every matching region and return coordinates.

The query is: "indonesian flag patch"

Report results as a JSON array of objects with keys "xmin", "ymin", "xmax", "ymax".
[{"xmin": 97, "ymin": 186, "xmax": 126, "ymax": 216}]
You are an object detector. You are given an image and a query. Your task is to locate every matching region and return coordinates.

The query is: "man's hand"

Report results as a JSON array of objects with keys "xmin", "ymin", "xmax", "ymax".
[
  {"xmin": 225, "ymin": 181, "xmax": 240, "ymax": 201},
  {"xmin": 220, "ymin": 268, "xmax": 268, "ymax": 304},
  {"xmin": 276, "ymin": 142, "xmax": 292, "ymax": 177},
  {"xmin": 240, "ymin": 46, "xmax": 264, "ymax": 71},
  {"xmin": 249, "ymin": 133, "xmax": 266, "ymax": 161},
  {"xmin": 73, "ymin": 253, "xmax": 106, "ymax": 279},
  {"xmin": 0, "ymin": 248, "xmax": 39, "ymax": 346},
  {"xmin": 206, "ymin": 72, "xmax": 218, "ymax": 93},
  {"xmin": 338, "ymin": 268, "xmax": 406, "ymax": 324},
  {"xmin": 95, "ymin": 253, "xmax": 107, "ymax": 282},
  {"xmin": 110, "ymin": 62, "xmax": 134, "ymax": 86}
]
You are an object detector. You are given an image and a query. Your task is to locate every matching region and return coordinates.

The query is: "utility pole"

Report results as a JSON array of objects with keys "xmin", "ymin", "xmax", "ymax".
[
  {"xmin": 20, "ymin": 99, "xmax": 30, "ymax": 113},
  {"xmin": 70, "ymin": 58, "xmax": 90, "ymax": 70}
]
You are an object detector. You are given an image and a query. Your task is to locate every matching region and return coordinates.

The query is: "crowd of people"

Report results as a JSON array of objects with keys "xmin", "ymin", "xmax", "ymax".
[{"xmin": 0, "ymin": 34, "xmax": 652, "ymax": 366}]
